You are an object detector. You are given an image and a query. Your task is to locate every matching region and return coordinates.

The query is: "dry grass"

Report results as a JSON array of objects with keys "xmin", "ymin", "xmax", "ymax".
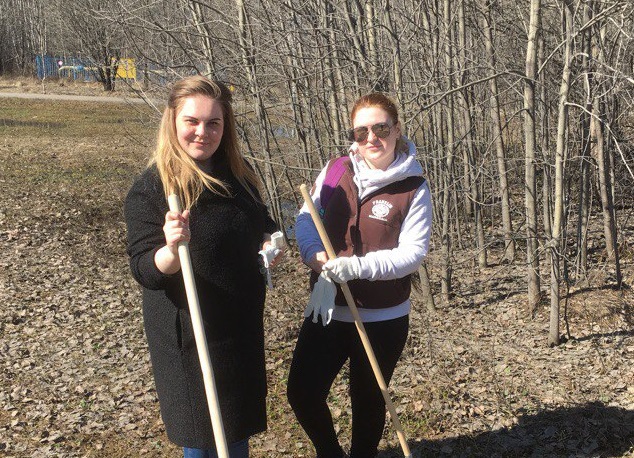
[{"xmin": 1, "ymin": 92, "xmax": 633, "ymax": 457}]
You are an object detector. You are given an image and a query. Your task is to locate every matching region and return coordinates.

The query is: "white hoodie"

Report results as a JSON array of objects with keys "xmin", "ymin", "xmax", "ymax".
[{"xmin": 296, "ymin": 140, "xmax": 433, "ymax": 322}]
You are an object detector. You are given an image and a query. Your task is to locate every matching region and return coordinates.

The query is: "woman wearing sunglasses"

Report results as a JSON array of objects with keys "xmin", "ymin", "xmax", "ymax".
[{"xmin": 288, "ymin": 93, "xmax": 432, "ymax": 457}]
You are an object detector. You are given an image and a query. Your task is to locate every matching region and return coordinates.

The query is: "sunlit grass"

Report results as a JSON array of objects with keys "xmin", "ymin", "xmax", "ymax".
[{"xmin": 0, "ymin": 97, "xmax": 156, "ymax": 139}]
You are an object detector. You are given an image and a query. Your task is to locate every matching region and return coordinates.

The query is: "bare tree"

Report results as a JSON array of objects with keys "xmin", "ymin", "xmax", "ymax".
[
  {"xmin": 589, "ymin": 1, "xmax": 623, "ymax": 288},
  {"xmin": 0, "ymin": 0, "xmax": 47, "ymax": 74},
  {"xmin": 186, "ymin": 0, "xmax": 218, "ymax": 79},
  {"xmin": 19, "ymin": 0, "xmax": 633, "ymax": 344},
  {"xmin": 524, "ymin": 0, "xmax": 542, "ymax": 314},
  {"xmin": 54, "ymin": 0, "xmax": 126, "ymax": 91},
  {"xmin": 548, "ymin": 0, "xmax": 574, "ymax": 346},
  {"xmin": 480, "ymin": 0, "xmax": 515, "ymax": 263},
  {"xmin": 439, "ymin": 0, "xmax": 456, "ymax": 305}
]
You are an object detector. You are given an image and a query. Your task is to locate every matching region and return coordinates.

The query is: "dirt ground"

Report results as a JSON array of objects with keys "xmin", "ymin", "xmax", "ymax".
[
  {"xmin": 1, "ymin": 77, "xmax": 633, "ymax": 457},
  {"xmin": 0, "ymin": 75, "xmax": 149, "ymax": 97}
]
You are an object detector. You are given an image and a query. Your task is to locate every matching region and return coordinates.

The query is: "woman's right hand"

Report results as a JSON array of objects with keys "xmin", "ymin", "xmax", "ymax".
[
  {"xmin": 154, "ymin": 209, "xmax": 190, "ymax": 275},
  {"xmin": 306, "ymin": 250, "xmax": 329, "ymax": 274},
  {"xmin": 163, "ymin": 209, "xmax": 191, "ymax": 254}
]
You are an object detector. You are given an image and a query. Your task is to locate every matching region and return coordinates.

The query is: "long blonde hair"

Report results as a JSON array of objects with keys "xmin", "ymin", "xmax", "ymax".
[{"xmin": 150, "ymin": 75, "xmax": 262, "ymax": 210}]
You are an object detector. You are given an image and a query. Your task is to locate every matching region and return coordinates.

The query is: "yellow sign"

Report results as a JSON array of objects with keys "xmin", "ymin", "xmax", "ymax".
[{"xmin": 113, "ymin": 58, "xmax": 136, "ymax": 80}]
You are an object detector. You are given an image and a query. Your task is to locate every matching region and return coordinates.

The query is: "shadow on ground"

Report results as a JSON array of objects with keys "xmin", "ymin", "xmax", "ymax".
[{"xmin": 379, "ymin": 402, "xmax": 634, "ymax": 457}]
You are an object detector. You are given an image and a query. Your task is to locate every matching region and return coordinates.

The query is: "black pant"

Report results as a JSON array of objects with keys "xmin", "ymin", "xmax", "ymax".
[{"xmin": 287, "ymin": 315, "xmax": 409, "ymax": 458}]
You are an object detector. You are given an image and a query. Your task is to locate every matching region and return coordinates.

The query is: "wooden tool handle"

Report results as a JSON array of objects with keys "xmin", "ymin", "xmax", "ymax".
[{"xmin": 168, "ymin": 194, "xmax": 230, "ymax": 458}]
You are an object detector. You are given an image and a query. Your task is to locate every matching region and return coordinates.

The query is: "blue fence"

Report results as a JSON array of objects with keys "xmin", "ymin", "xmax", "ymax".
[
  {"xmin": 35, "ymin": 55, "xmax": 100, "ymax": 81},
  {"xmin": 34, "ymin": 55, "xmax": 172, "ymax": 86}
]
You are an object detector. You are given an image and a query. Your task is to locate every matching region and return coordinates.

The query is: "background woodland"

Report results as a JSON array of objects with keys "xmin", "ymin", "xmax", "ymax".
[{"xmin": 2, "ymin": 0, "xmax": 633, "ymax": 344}]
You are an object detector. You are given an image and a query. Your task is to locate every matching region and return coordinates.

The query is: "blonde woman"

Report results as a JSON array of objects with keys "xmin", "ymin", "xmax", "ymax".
[{"xmin": 125, "ymin": 76, "xmax": 281, "ymax": 458}]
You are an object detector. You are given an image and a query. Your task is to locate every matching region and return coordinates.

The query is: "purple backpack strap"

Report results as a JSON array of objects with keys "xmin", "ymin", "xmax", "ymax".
[{"xmin": 319, "ymin": 156, "xmax": 349, "ymax": 217}]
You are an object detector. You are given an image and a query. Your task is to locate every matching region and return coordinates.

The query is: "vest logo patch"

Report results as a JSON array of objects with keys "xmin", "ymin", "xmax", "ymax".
[{"xmin": 369, "ymin": 199, "xmax": 392, "ymax": 221}]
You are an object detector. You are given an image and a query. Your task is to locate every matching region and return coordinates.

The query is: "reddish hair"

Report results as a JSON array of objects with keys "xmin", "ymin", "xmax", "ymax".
[
  {"xmin": 349, "ymin": 93, "xmax": 406, "ymax": 152},
  {"xmin": 350, "ymin": 93, "xmax": 400, "ymax": 126}
]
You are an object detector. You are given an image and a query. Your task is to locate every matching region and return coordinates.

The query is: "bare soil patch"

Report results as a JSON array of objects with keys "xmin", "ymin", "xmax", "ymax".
[{"xmin": 1, "ymin": 84, "xmax": 633, "ymax": 457}]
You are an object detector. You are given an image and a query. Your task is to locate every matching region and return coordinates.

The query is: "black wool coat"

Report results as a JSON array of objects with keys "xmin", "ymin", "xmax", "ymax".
[{"xmin": 124, "ymin": 158, "xmax": 277, "ymax": 448}]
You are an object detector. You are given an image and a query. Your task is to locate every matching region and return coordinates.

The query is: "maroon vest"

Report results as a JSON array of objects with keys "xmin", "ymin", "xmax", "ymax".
[{"xmin": 310, "ymin": 159, "xmax": 425, "ymax": 309}]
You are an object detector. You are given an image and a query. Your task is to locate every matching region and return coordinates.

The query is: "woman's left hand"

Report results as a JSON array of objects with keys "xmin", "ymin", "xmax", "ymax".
[
  {"xmin": 261, "ymin": 240, "xmax": 285, "ymax": 268},
  {"xmin": 261, "ymin": 231, "xmax": 286, "ymax": 268}
]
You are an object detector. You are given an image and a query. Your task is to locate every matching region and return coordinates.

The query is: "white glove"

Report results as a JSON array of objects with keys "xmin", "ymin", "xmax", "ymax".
[
  {"xmin": 259, "ymin": 245, "xmax": 281, "ymax": 268},
  {"xmin": 259, "ymin": 231, "xmax": 284, "ymax": 289},
  {"xmin": 304, "ymin": 272, "xmax": 336, "ymax": 326},
  {"xmin": 322, "ymin": 256, "xmax": 362, "ymax": 284},
  {"xmin": 270, "ymin": 231, "xmax": 286, "ymax": 250}
]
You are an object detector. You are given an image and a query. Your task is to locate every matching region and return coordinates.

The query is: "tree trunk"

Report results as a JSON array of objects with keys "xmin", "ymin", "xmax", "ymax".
[
  {"xmin": 415, "ymin": 261, "xmax": 436, "ymax": 313},
  {"xmin": 440, "ymin": 0, "xmax": 455, "ymax": 305},
  {"xmin": 591, "ymin": 6, "xmax": 622, "ymax": 287},
  {"xmin": 549, "ymin": 0, "xmax": 573, "ymax": 347},
  {"xmin": 458, "ymin": 0, "xmax": 485, "ymax": 268},
  {"xmin": 187, "ymin": 0, "xmax": 216, "ymax": 79},
  {"xmin": 524, "ymin": 0, "xmax": 542, "ymax": 314},
  {"xmin": 591, "ymin": 96, "xmax": 621, "ymax": 282},
  {"xmin": 324, "ymin": 0, "xmax": 343, "ymax": 146},
  {"xmin": 384, "ymin": 0, "xmax": 404, "ymax": 109},
  {"xmin": 366, "ymin": 0, "xmax": 380, "ymax": 90},
  {"xmin": 577, "ymin": 1, "xmax": 593, "ymax": 281},
  {"xmin": 480, "ymin": 0, "xmax": 515, "ymax": 263}
]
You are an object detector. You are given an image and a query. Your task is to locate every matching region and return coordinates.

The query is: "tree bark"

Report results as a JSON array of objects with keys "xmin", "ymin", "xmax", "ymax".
[
  {"xmin": 440, "ymin": 0, "xmax": 455, "ymax": 305},
  {"xmin": 524, "ymin": 0, "xmax": 542, "ymax": 314},
  {"xmin": 480, "ymin": 0, "xmax": 515, "ymax": 263},
  {"xmin": 549, "ymin": 0, "xmax": 573, "ymax": 346}
]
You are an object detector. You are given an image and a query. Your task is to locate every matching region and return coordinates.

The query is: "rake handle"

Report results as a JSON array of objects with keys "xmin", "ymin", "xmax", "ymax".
[{"xmin": 168, "ymin": 194, "xmax": 229, "ymax": 458}]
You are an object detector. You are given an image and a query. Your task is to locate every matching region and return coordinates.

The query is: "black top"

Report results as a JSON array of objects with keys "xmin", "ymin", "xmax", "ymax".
[{"xmin": 125, "ymin": 157, "xmax": 276, "ymax": 448}]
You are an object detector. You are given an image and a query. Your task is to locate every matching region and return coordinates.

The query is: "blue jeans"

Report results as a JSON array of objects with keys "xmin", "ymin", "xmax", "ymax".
[{"xmin": 183, "ymin": 439, "xmax": 249, "ymax": 458}]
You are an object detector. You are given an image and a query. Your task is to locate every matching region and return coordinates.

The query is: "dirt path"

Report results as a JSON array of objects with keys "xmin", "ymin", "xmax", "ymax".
[{"xmin": 0, "ymin": 91, "xmax": 157, "ymax": 105}]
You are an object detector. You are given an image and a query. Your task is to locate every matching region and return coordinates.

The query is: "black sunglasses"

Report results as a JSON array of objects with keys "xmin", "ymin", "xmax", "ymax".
[{"xmin": 348, "ymin": 122, "xmax": 393, "ymax": 143}]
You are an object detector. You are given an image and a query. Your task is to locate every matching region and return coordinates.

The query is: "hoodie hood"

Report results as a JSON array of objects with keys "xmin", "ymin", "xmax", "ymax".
[{"xmin": 349, "ymin": 138, "xmax": 424, "ymax": 200}]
